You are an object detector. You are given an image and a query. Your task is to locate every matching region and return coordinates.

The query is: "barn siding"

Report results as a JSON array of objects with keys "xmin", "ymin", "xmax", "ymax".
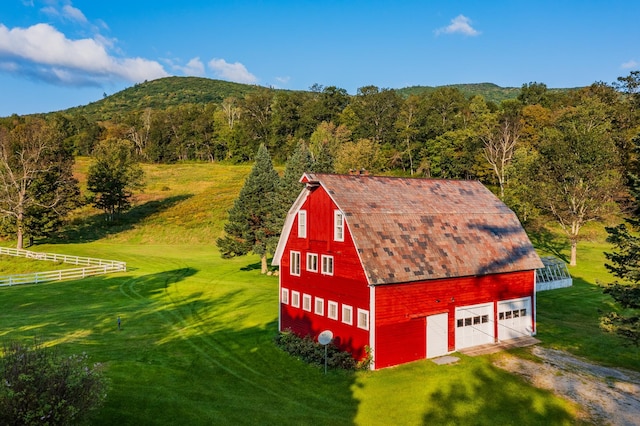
[
  {"xmin": 373, "ymin": 270, "xmax": 534, "ymax": 369},
  {"xmin": 280, "ymin": 186, "xmax": 371, "ymax": 360}
]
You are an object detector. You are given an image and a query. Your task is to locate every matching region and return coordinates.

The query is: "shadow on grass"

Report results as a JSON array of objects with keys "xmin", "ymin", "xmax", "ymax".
[
  {"xmin": 422, "ymin": 364, "xmax": 574, "ymax": 425},
  {"xmin": 47, "ymin": 194, "xmax": 193, "ymax": 244},
  {"xmin": 529, "ymin": 227, "xmax": 570, "ymax": 263}
]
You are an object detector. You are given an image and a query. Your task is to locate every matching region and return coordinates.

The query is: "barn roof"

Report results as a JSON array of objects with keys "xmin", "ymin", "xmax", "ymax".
[{"xmin": 298, "ymin": 173, "xmax": 543, "ymax": 285}]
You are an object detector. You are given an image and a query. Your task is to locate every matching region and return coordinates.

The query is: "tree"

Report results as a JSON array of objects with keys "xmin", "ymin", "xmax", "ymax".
[
  {"xmin": 0, "ymin": 117, "xmax": 79, "ymax": 249},
  {"xmin": 217, "ymin": 144, "xmax": 280, "ymax": 274},
  {"xmin": 0, "ymin": 340, "xmax": 108, "ymax": 425},
  {"xmin": 87, "ymin": 139, "xmax": 145, "ymax": 221},
  {"xmin": 535, "ymin": 96, "xmax": 621, "ymax": 266}
]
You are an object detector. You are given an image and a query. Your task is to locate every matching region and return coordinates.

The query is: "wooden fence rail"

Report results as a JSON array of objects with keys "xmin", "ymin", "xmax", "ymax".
[{"xmin": 0, "ymin": 247, "xmax": 126, "ymax": 288}]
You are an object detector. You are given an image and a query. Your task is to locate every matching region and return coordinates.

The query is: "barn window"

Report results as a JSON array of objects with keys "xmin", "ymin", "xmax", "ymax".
[
  {"xmin": 291, "ymin": 291, "xmax": 300, "ymax": 308},
  {"xmin": 315, "ymin": 297, "xmax": 324, "ymax": 315},
  {"xmin": 298, "ymin": 210, "xmax": 307, "ymax": 238},
  {"xmin": 334, "ymin": 210, "xmax": 344, "ymax": 242},
  {"xmin": 281, "ymin": 288, "xmax": 289, "ymax": 304},
  {"xmin": 321, "ymin": 255, "xmax": 334, "ymax": 275},
  {"xmin": 357, "ymin": 309, "xmax": 369, "ymax": 330},
  {"xmin": 303, "ymin": 294, "xmax": 312, "ymax": 311},
  {"xmin": 328, "ymin": 301, "xmax": 338, "ymax": 320},
  {"xmin": 306, "ymin": 253, "xmax": 318, "ymax": 272},
  {"xmin": 290, "ymin": 251, "xmax": 301, "ymax": 276},
  {"xmin": 342, "ymin": 305, "xmax": 353, "ymax": 325}
]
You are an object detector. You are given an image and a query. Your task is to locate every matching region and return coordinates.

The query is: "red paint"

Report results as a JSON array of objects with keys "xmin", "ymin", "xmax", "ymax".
[{"xmin": 278, "ymin": 184, "xmax": 537, "ymax": 370}]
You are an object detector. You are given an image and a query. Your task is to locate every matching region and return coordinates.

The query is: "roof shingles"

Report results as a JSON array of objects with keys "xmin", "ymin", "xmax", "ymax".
[{"xmin": 304, "ymin": 173, "xmax": 543, "ymax": 285}]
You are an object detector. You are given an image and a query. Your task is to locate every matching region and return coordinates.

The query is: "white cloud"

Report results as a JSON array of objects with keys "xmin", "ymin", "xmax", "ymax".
[
  {"xmin": 435, "ymin": 15, "xmax": 480, "ymax": 37},
  {"xmin": 208, "ymin": 58, "xmax": 258, "ymax": 84},
  {"xmin": 0, "ymin": 23, "xmax": 168, "ymax": 86},
  {"xmin": 62, "ymin": 4, "xmax": 88, "ymax": 24},
  {"xmin": 275, "ymin": 76, "xmax": 290, "ymax": 85},
  {"xmin": 622, "ymin": 60, "xmax": 638, "ymax": 69},
  {"xmin": 180, "ymin": 57, "xmax": 205, "ymax": 76}
]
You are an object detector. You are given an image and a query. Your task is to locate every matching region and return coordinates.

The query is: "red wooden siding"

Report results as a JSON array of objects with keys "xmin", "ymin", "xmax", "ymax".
[
  {"xmin": 373, "ymin": 270, "xmax": 535, "ymax": 369},
  {"xmin": 280, "ymin": 186, "xmax": 371, "ymax": 360}
]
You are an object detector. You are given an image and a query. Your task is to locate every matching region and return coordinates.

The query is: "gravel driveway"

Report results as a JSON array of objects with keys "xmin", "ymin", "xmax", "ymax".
[{"xmin": 493, "ymin": 346, "xmax": 640, "ymax": 425}]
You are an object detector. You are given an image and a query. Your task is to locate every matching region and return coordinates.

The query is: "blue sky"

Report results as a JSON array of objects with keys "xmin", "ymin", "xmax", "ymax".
[{"xmin": 1, "ymin": 0, "xmax": 639, "ymax": 116}]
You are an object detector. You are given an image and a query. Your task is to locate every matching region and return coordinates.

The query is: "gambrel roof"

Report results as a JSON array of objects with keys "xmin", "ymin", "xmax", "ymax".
[{"xmin": 275, "ymin": 173, "xmax": 544, "ymax": 286}]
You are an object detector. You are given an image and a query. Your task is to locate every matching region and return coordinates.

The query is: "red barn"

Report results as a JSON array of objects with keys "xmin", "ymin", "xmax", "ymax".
[{"xmin": 272, "ymin": 173, "xmax": 543, "ymax": 369}]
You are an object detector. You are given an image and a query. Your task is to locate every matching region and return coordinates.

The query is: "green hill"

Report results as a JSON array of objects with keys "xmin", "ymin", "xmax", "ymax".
[{"xmin": 396, "ymin": 82, "xmax": 521, "ymax": 104}]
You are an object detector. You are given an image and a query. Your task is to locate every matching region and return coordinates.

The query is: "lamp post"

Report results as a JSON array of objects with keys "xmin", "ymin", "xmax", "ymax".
[{"xmin": 318, "ymin": 330, "xmax": 333, "ymax": 375}]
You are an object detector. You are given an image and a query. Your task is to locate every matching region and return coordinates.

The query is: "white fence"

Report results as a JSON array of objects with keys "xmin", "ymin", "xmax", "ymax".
[{"xmin": 0, "ymin": 247, "xmax": 126, "ymax": 287}]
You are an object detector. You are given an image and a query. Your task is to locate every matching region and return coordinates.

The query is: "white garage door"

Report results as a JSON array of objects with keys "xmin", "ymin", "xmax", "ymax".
[
  {"xmin": 497, "ymin": 297, "xmax": 532, "ymax": 341},
  {"xmin": 455, "ymin": 303, "xmax": 494, "ymax": 350}
]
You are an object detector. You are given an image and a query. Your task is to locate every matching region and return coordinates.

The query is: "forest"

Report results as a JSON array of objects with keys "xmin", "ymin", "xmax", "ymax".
[{"xmin": 1, "ymin": 72, "xmax": 640, "ymax": 266}]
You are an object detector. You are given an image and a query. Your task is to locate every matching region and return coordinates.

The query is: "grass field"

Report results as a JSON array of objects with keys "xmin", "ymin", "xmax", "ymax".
[{"xmin": 0, "ymin": 161, "xmax": 636, "ymax": 425}]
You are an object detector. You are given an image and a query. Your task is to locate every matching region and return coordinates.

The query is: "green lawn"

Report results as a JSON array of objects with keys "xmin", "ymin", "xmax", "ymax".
[{"xmin": 1, "ymin": 162, "xmax": 634, "ymax": 425}]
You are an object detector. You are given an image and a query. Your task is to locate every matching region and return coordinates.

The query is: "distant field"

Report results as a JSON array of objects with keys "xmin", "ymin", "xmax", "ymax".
[{"xmin": 0, "ymin": 161, "xmax": 634, "ymax": 425}]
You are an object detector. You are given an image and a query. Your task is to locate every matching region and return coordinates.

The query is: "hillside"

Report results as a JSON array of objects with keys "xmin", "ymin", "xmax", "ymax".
[
  {"xmin": 62, "ymin": 77, "xmax": 535, "ymax": 122},
  {"xmin": 63, "ymin": 76, "xmax": 267, "ymax": 121}
]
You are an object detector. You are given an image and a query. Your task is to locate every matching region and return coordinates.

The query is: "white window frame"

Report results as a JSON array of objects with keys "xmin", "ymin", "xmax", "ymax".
[
  {"xmin": 321, "ymin": 255, "xmax": 334, "ymax": 276},
  {"xmin": 291, "ymin": 291, "xmax": 300, "ymax": 308},
  {"xmin": 302, "ymin": 294, "xmax": 312, "ymax": 312},
  {"xmin": 281, "ymin": 288, "xmax": 289, "ymax": 305},
  {"xmin": 334, "ymin": 210, "xmax": 344, "ymax": 242},
  {"xmin": 342, "ymin": 304, "xmax": 353, "ymax": 325},
  {"xmin": 297, "ymin": 210, "xmax": 307, "ymax": 238},
  {"xmin": 306, "ymin": 253, "xmax": 318, "ymax": 272},
  {"xmin": 315, "ymin": 297, "xmax": 324, "ymax": 316},
  {"xmin": 357, "ymin": 308, "xmax": 369, "ymax": 330},
  {"xmin": 290, "ymin": 251, "xmax": 301, "ymax": 276},
  {"xmin": 328, "ymin": 301, "xmax": 338, "ymax": 320}
]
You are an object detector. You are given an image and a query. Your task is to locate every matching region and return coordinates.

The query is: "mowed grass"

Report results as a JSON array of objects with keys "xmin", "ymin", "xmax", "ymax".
[{"xmin": 1, "ymin": 161, "xmax": 628, "ymax": 425}]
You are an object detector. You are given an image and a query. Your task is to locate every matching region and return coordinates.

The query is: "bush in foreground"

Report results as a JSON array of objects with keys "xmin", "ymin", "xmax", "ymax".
[
  {"xmin": 275, "ymin": 330, "xmax": 371, "ymax": 370},
  {"xmin": 0, "ymin": 340, "xmax": 108, "ymax": 426}
]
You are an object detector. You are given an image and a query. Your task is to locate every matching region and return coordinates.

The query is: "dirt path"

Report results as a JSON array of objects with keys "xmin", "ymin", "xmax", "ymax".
[{"xmin": 493, "ymin": 346, "xmax": 640, "ymax": 425}]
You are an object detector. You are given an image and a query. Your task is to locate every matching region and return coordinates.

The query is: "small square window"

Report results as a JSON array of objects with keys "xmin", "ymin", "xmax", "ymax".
[
  {"xmin": 298, "ymin": 210, "xmax": 307, "ymax": 238},
  {"xmin": 513, "ymin": 310, "xmax": 520, "ymax": 318},
  {"xmin": 520, "ymin": 309, "xmax": 527, "ymax": 316},
  {"xmin": 357, "ymin": 309, "xmax": 369, "ymax": 330},
  {"xmin": 315, "ymin": 297, "xmax": 324, "ymax": 315},
  {"xmin": 291, "ymin": 291, "xmax": 300, "ymax": 308},
  {"xmin": 457, "ymin": 319, "xmax": 463, "ymax": 328},
  {"xmin": 281, "ymin": 288, "xmax": 289, "ymax": 305},
  {"xmin": 306, "ymin": 253, "xmax": 318, "ymax": 272},
  {"xmin": 473, "ymin": 316, "xmax": 481, "ymax": 325},
  {"xmin": 302, "ymin": 294, "xmax": 312, "ymax": 312},
  {"xmin": 321, "ymin": 255, "xmax": 334, "ymax": 275},
  {"xmin": 499, "ymin": 312, "xmax": 505, "ymax": 320},
  {"xmin": 464, "ymin": 318, "xmax": 472, "ymax": 326},
  {"xmin": 342, "ymin": 305, "xmax": 353, "ymax": 325},
  {"xmin": 328, "ymin": 301, "xmax": 338, "ymax": 320},
  {"xmin": 481, "ymin": 315, "xmax": 489, "ymax": 323},
  {"xmin": 505, "ymin": 311, "xmax": 512, "ymax": 319}
]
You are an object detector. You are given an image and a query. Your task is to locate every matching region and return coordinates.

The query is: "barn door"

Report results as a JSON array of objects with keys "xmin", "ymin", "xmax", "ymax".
[{"xmin": 426, "ymin": 313, "xmax": 448, "ymax": 358}]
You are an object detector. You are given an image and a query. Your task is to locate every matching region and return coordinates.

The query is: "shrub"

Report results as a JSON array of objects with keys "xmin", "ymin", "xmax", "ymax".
[
  {"xmin": 274, "ymin": 330, "xmax": 360, "ymax": 371},
  {"xmin": 0, "ymin": 340, "xmax": 108, "ymax": 426}
]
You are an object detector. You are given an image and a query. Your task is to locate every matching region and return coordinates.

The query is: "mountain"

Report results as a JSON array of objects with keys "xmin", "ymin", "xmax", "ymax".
[{"xmin": 395, "ymin": 83, "xmax": 521, "ymax": 104}]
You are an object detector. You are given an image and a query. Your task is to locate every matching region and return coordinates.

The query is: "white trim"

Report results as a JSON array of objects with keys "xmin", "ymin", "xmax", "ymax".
[
  {"xmin": 297, "ymin": 210, "xmax": 307, "ymax": 238},
  {"xmin": 291, "ymin": 291, "xmax": 300, "ymax": 308},
  {"xmin": 302, "ymin": 293, "xmax": 312, "ymax": 312},
  {"xmin": 328, "ymin": 300, "xmax": 338, "ymax": 320},
  {"xmin": 290, "ymin": 251, "xmax": 301, "ymax": 276},
  {"xmin": 334, "ymin": 210, "xmax": 345, "ymax": 242},
  {"xmin": 369, "ymin": 285, "xmax": 375, "ymax": 370},
  {"xmin": 342, "ymin": 304, "xmax": 353, "ymax": 325},
  {"xmin": 315, "ymin": 297, "xmax": 324, "ymax": 316},
  {"xmin": 272, "ymin": 189, "xmax": 310, "ymax": 266},
  {"xmin": 321, "ymin": 255, "xmax": 334, "ymax": 275},
  {"xmin": 357, "ymin": 308, "xmax": 369, "ymax": 330},
  {"xmin": 306, "ymin": 253, "xmax": 318, "ymax": 272}
]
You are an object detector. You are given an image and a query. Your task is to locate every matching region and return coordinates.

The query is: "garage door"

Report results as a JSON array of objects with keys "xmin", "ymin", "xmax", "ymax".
[
  {"xmin": 455, "ymin": 303, "xmax": 494, "ymax": 350},
  {"xmin": 497, "ymin": 297, "xmax": 532, "ymax": 341}
]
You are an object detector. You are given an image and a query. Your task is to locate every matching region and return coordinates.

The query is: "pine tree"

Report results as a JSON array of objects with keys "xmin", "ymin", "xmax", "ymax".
[
  {"xmin": 602, "ymin": 166, "xmax": 640, "ymax": 345},
  {"xmin": 217, "ymin": 144, "xmax": 280, "ymax": 274}
]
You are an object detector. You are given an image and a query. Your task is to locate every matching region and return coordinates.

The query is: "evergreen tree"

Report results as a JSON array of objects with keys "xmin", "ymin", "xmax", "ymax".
[
  {"xmin": 603, "ymin": 171, "xmax": 640, "ymax": 345},
  {"xmin": 217, "ymin": 144, "xmax": 280, "ymax": 274}
]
